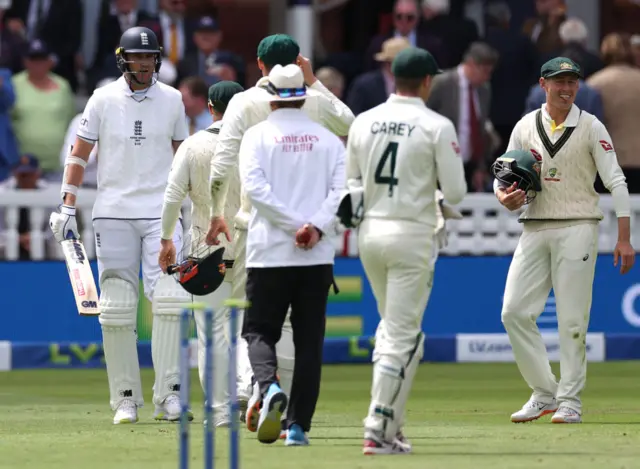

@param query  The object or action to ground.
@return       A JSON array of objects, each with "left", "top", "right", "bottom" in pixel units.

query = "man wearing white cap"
[
  {"left": 205, "top": 33, "right": 353, "bottom": 436},
  {"left": 238, "top": 63, "right": 345, "bottom": 446}
]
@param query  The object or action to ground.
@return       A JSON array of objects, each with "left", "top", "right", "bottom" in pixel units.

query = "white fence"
[{"left": 1, "top": 187, "right": 638, "bottom": 260}]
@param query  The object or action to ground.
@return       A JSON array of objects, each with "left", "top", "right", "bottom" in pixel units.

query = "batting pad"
[
  {"left": 392, "top": 332, "right": 425, "bottom": 430},
  {"left": 99, "top": 278, "right": 144, "bottom": 410},
  {"left": 151, "top": 274, "right": 191, "bottom": 406}
]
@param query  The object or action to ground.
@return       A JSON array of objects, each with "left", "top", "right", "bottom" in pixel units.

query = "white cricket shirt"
[
  {"left": 239, "top": 108, "right": 346, "bottom": 268},
  {"left": 210, "top": 77, "right": 354, "bottom": 229},
  {"left": 77, "top": 77, "right": 189, "bottom": 219},
  {"left": 347, "top": 94, "right": 467, "bottom": 228}
]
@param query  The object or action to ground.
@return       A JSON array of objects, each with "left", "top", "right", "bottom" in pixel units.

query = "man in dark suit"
[
  {"left": 4, "top": 0, "right": 82, "bottom": 90},
  {"left": 347, "top": 37, "right": 410, "bottom": 115},
  {"left": 426, "top": 42, "right": 498, "bottom": 192},
  {"left": 364, "top": 0, "right": 445, "bottom": 72},
  {"left": 157, "top": 0, "right": 196, "bottom": 67},
  {"left": 176, "top": 16, "right": 245, "bottom": 88},
  {"left": 89, "top": 0, "right": 162, "bottom": 91}
]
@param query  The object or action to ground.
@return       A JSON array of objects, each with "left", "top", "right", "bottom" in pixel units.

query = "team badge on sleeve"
[
  {"left": 599, "top": 140, "right": 614, "bottom": 152},
  {"left": 530, "top": 149, "right": 542, "bottom": 161},
  {"left": 451, "top": 141, "right": 461, "bottom": 155}
]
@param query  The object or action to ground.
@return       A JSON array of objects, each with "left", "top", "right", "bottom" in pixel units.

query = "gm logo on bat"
[{"left": 81, "top": 300, "right": 98, "bottom": 309}]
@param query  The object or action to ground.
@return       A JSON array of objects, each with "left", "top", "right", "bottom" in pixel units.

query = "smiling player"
[{"left": 492, "top": 57, "right": 635, "bottom": 424}]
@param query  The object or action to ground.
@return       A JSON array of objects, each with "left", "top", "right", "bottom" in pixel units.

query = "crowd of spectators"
[{"left": 2, "top": 0, "right": 640, "bottom": 261}]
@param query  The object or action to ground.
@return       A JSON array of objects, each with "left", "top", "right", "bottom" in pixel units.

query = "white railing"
[{"left": 1, "top": 187, "right": 638, "bottom": 260}]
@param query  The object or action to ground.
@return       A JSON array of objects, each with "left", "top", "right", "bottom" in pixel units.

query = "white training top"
[
  {"left": 500, "top": 103, "right": 630, "bottom": 221},
  {"left": 77, "top": 77, "right": 189, "bottom": 219},
  {"left": 239, "top": 108, "right": 346, "bottom": 268},
  {"left": 209, "top": 76, "right": 354, "bottom": 229},
  {"left": 161, "top": 121, "right": 240, "bottom": 260},
  {"left": 346, "top": 94, "right": 467, "bottom": 228}
]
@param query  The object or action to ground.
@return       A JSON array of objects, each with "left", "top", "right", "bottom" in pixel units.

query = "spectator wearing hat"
[
  {"left": 346, "top": 37, "right": 411, "bottom": 116},
  {"left": 0, "top": 66, "right": 19, "bottom": 182},
  {"left": 11, "top": 40, "right": 75, "bottom": 182},
  {"left": 176, "top": 16, "right": 244, "bottom": 88},
  {"left": 5, "top": 0, "right": 83, "bottom": 91},
  {"left": 238, "top": 63, "right": 345, "bottom": 446},
  {"left": 179, "top": 76, "right": 211, "bottom": 135}
]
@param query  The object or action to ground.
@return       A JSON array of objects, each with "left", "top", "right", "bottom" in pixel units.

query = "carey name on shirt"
[{"left": 370, "top": 121, "right": 416, "bottom": 137}]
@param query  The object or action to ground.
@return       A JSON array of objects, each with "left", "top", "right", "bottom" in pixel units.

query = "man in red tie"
[{"left": 426, "top": 42, "right": 499, "bottom": 192}]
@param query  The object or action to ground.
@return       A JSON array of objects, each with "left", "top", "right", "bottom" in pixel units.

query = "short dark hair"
[
  {"left": 395, "top": 77, "right": 424, "bottom": 93},
  {"left": 464, "top": 42, "right": 499, "bottom": 66},
  {"left": 272, "top": 100, "right": 305, "bottom": 109},
  {"left": 179, "top": 76, "right": 209, "bottom": 100}
]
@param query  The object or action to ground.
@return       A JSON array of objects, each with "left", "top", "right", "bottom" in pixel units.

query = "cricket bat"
[{"left": 61, "top": 238, "right": 100, "bottom": 316}]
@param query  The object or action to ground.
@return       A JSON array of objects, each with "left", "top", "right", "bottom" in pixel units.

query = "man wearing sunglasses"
[{"left": 205, "top": 33, "right": 353, "bottom": 439}]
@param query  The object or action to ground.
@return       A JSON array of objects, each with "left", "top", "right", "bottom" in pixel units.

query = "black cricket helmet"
[
  {"left": 168, "top": 246, "right": 228, "bottom": 296},
  {"left": 491, "top": 149, "right": 543, "bottom": 204},
  {"left": 115, "top": 27, "right": 162, "bottom": 85}
]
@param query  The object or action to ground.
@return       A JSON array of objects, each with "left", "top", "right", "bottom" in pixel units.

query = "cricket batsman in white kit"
[
  {"left": 205, "top": 34, "right": 354, "bottom": 433},
  {"left": 49, "top": 27, "right": 191, "bottom": 424},
  {"left": 159, "top": 81, "right": 245, "bottom": 427},
  {"left": 344, "top": 47, "right": 466, "bottom": 454},
  {"left": 492, "top": 57, "right": 636, "bottom": 424}
]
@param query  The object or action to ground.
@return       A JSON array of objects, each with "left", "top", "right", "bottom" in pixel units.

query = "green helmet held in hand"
[{"left": 491, "top": 149, "right": 543, "bottom": 204}]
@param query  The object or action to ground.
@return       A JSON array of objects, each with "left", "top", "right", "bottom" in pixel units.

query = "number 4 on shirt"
[{"left": 374, "top": 142, "right": 399, "bottom": 197}]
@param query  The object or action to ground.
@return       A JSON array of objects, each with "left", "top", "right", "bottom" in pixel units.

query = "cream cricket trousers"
[{"left": 501, "top": 222, "right": 598, "bottom": 413}]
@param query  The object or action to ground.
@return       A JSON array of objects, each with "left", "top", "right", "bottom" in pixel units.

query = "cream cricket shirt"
[
  {"left": 161, "top": 121, "right": 240, "bottom": 259},
  {"left": 346, "top": 94, "right": 467, "bottom": 228},
  {"left": 239, "top": 109, "right": 346, "bottom": 268},
  {"left": 210, "top": 77, "right": 354, "bottom": 229},
  {"left": 77, "top": 77, "right": 189, "bottom": 220},
  {"left": 504, "top": 104, "right": 630, "bottom": 221}
]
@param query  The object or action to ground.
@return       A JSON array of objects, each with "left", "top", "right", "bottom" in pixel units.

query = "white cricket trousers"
[{"left": 501, "top": 222, "right": 598, "bottom": 413}]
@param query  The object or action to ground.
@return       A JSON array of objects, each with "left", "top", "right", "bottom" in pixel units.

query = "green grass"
[{"left": 1, "top": 362, "right": 640, "bottom": 469}]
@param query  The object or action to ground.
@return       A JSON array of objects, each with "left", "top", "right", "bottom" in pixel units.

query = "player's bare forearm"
[{"left": 618, "top": 216, "right": 631, "bottom": 243}]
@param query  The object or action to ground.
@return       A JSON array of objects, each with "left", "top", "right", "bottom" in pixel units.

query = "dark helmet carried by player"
[
  {"left": 167, "top": 246, "right": 229, "bottom": 296},
  {"left": 491, "top": 149, "right": 543, "bottom": 204},
  {"left": 115, "top": 27, "right": 162, "bottom": 86}
]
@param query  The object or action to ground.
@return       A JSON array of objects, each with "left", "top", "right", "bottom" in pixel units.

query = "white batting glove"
[
  {"left": 435, "top": 201, "right": 448, "bottom": 250},
  {"left": 49, "top": 205, "right": 80, "bottom": 242}
]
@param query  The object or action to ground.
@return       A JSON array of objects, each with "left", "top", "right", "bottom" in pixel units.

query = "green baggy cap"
[
  {"left": 257, "top": 34, "right": 300, "bottom": 68},
  {"left": 391, "top": 47, "right": 442, "bottom": 79},
  {"left": 541, "top": 57, "right": 583, "bottom": 79},
  {"left": 208, "top": 81, "right": 244, "bottom": 114}
]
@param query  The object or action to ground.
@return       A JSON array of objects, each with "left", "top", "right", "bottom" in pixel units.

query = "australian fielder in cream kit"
[
  {"left": 492, "top": 57, "right": 635, "bottom": 424},
  {"left": 49, "top": 27, "right": 191, "bottom": 424},
  {"left": 205, "top": 34, "right": 354, "bottom": 434},
  {"left": 343, "top": 47, "right": 466, "bottom": 454},
  {"left": 159, "top": 81, "right": 245, "bottom": 427}
]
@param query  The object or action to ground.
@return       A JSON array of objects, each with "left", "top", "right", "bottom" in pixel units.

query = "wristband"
[
  {"left": 65, "top": 156, "right": 87, "bottom": 168},
  {"left": 60, "top": 205, "right": 76, "bottom": 216}
]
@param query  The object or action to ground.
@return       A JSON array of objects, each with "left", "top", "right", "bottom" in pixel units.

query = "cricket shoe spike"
[
  {"left": 511, "top": 398, "right": 557, "bottom": 423},
  {"left": 246, "top": 380, "right": 262, "bottom": 432},
  {"left": 257, "top": 383, "right": 288, "bottom": 444},
  {"left": 154, "top": 394, "right": 193, "bottom": 422},
  {"left": 551, "top": 406, "right": 582, "bottom": 424},
  {"left": 113, "top": 399, "right": 138, "bottom": 424},
  {"left": 362, "top": 430, "right": 411, "bottom": 455},
  {"left": 285, "top": 424, "right": 309, "bottom": 446}
]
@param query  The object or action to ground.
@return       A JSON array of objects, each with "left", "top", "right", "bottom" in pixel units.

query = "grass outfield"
[{"left": 1, "top": 363, "right": 640, "bottom": 469}]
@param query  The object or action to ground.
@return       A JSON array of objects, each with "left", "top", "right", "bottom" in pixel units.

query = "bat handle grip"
[{"left": 167, "top": 264, "right": 177, "bottom": 275}]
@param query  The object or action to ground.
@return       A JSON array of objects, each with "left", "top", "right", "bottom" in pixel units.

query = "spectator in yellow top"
[{"left": 11, "top": 40, "right": 75, "bottom": 182}]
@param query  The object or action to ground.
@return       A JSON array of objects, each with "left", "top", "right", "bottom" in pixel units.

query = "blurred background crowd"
[{"left": 1, "top": 0, "right": 640, "bottom": 260}]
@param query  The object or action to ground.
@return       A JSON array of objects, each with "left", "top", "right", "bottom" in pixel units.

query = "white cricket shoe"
[
  {"left": 511, "top": 398, "right": 558, "bottom": 423},
  {"left": 551, "top": 406, "right": 582, "bottom": 424},
  {"left": 153, "top": 395, "right": 193, "bottom": 422},
  {"left": 362, "top": 430, "right": 411, "bottom": 455},
  {"left": 394, "top": 432, "right": 412, "bottom": 452},
  {"left": 214, "top": 408, "right": 232, "bottom": 428},
  {"left": 245, "top": 381, "right": 262, "bottom": 433},
  {"left": 113, "top": 399, "right": 138, "bottom": 424},
  {"left": 237, "top": 382, "right": 252, "bottom": 422}
]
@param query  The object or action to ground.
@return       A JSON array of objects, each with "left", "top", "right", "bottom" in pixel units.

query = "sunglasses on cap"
[
  {"left": 395, "top": 13, "right": 417, "bottom": 21},
  {"left": 266, "top": 82, "right": 306, "bottom": 98}
]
